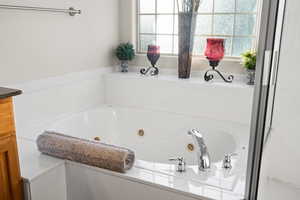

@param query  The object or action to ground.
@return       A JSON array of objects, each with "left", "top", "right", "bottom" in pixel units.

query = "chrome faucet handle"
[
  {"left": 169, "top": 157, "right": 186, "bottom": 172},
  {"left": 223, "top": 153, "right": 238, "bottom": 169},
  {"left": 188, "top": 129, "right": 203, "bottom": 138}
]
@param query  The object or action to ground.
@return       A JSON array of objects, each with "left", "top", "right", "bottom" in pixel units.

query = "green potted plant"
[
  {"left": 241, "top": 50, "right": 256, "bottom": 85},
  {"left": 115, "top": 42, "right": 135, "bottom": 72}
]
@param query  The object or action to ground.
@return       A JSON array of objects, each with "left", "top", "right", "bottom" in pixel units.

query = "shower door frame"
[{"left": 245, "top": 0, "right": 286, "bottom": 199}]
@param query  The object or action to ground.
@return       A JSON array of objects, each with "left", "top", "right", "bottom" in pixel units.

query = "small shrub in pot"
[
  {"left": 115, "top": 43, "right": 135, "bottom": 72},
  {"left": 241, "top": 50, "right": 256, "bottom": 85}
]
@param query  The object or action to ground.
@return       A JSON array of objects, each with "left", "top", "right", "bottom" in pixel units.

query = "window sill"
[
  {"left": 131, "top": 54, "right": 245, "bottom": 75},
  {"left": 107, "top": 71, "right": 253, "bottom": 89}
]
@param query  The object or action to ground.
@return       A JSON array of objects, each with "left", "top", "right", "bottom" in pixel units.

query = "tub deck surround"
[
  {"left": 10, "top": 68, "right": 253, "bottom": 200},
  {"left": 104, "top": 72, "right": 254, "bottom": 125},
  {"left": 46, "top": 105, "right": 248, "bottom": 198},
  {"left": 18, "top": 138, "right": 244, "bottom": 200},
  {"left": 66, "top": 161, "right": 245, "bottom": 200},
  {"left": 113, "top": 66, "right": 249, "bottom": 83},
  {"left": 17, "top": 138, "right": 65, "bottom": 182},
  {"left": 18, "top": 138, "right": 68, "bottom": 200},
  {"left": 107, "top": 71, "right": 252, "bottom": 88},
  {"left": 0, "top": 87, "right": 22, "bottom": 99}
]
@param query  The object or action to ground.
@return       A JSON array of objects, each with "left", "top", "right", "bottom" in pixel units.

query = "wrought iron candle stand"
[
  {"left": 140, "top": 45, "right": 160, "bottom": 76},
  {"left": 204, "top": 38, "right": 234, "bottom": 83},
  {"left": 140, "top": 67, "right": 159, "bottom": 76},
  {"left": 204, "top": 61, "right": 234, "bottom": 83}
]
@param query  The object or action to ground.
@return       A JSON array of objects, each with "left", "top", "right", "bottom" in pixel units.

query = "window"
[{"left": 137, "top": 0, "right": 258, "bottom": 57}]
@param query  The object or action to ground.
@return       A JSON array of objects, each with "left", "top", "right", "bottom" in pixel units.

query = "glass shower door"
[{"left": 245, "top": 0, "right": 286, "bottom": 199}]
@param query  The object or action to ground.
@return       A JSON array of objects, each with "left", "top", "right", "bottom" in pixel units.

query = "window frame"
[{"left": 136, "top": 0, "right": 259, "bottom": 59}]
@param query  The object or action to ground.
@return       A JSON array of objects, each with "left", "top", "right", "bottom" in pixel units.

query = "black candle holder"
[
  {"left": 204, "top": 61, "right": 234, "bottom": 83},
  {"left": 140, "top": 66, "right": 159, "bottom": 76},
  {"left": 140, "top": 45, "right": 160, "bottom": 76}
]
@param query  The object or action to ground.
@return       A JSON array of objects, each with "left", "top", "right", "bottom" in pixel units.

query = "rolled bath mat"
[{"left": 36, "top": 131, "right": 135, "bottom": 173}]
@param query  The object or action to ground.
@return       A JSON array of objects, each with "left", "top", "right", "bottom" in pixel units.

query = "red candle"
[
  {"left": 147, "top": 45, "right": 160, "bottom": 67},
  {"left": 204, "top": 38, "right": 225, "bottom": 61}
]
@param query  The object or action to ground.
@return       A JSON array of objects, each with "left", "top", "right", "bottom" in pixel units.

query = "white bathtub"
[
  {"left": 12, "top": 70, "right": 253, "bottom": 200},
  {"left": 47, "top": 105, "right": 248, "bottom": 199}
]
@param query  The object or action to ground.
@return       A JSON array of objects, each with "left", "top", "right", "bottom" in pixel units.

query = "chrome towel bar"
[{"left": 0, "top": 4, "right": 81, "bottom": 16}]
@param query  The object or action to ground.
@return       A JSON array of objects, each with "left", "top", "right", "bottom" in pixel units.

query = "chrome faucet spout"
[{"left": 188, "top": 129, "right": 211, "bottom": 171}]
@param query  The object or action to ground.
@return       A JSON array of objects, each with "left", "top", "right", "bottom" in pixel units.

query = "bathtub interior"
[
  {"left": 48, "top": 105, "right": 249, "bottom": 192},
  {"left": 49, "top": 106, "right": 248, "bottom": 162}
]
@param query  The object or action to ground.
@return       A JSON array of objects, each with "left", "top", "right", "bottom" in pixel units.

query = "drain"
[{"left": 94, "top": 137, "right": 101, "bottom": 141}]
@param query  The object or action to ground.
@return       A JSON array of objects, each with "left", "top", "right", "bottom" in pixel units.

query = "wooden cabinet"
[
  {"left": 0, "top": 97, "right": 23, "bottom": 200},
  {"left": 0, "top": 98, "right": 15, "bottom": 138}
]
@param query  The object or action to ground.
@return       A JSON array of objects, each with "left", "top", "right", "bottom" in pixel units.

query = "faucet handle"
[
  {"left": 188, "top": 129, "right": 203, "bottom": 138},
  {"left": 223, "top": 153, "right": 238, "bottom": 169},
  {"left": 225, "top": 153, "right": 238, "bottom": 158},
  {"left": 169, "top": 157, "right": 186, "bottom": 172},
  {"left": 169, "top": 157, "right": 184, "bottom": 162}
]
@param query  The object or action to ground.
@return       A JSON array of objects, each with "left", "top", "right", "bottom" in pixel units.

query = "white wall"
[
  {"left": 119, "top": 0, "right": 136, "bottom": 45},
  {"left": 261, "top": 0, "right": 300, "bottom": 187},
  {"left": 119, "top": 0, "right": 246, "bottom": 75},
  {"left": 0, "top": 0, "right": 119, "bottom": 85}
]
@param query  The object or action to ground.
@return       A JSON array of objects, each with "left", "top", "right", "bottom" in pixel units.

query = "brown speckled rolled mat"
[{"left": 37, "top": 131, "right": 135, "bottom": 173}]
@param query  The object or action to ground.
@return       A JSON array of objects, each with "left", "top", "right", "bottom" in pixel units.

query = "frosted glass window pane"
[
  {"left": 140, "top": 35, "right": 156, "bottom": 52},
  {"left": 193, "top": 37, "right": 206, "bottom": 55},
  {"left": 214, "top": 15, "right": 234, "bottom": 35},
  {"left": 139, "top": 0, "right": 155, "bottom": 13},
  {"left": 174, "top": 15, "right": 178, "bottom": 34},
  {"left": 157, "top": 15, "right": 174, "bottom": 34},
  {"left": 232, "top": 37, "right": 253, "bottom": 56},
  {"left": 157, "top": 35, "right": 173, "bottom": 54},
  {"left": 235, "top": 15, "right": 256, "bottom": 36},
  {"left": 198, "top": 0, "right": 213, "bottom": 13},
  {"left": 140, "top": 15, "right": 155, "bottom": 33},
  {"left": 137, "top": 0, "right": 257, "bottom": 56},
  {"left": 157, "top": 0, "right": 174, "bottom": 13},
  {"left": 196, "top": 15, "right": 212, "bottom": 35},
  {"left": 173, "top": 36, "right": 178, "bottom": 54},
  {"left": 223, "top": 37, "right": 232, "bottom": 55},
  {"left": 214, "top": 0, "right": 235, "bottom": 12},
  {"left": 237, "top": 0, "right": 257, "bottom": 12}
]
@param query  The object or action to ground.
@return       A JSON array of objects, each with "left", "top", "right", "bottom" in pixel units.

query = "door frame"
[{"left": 245, "top": 0, "right": 286, "bottom": 199}]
